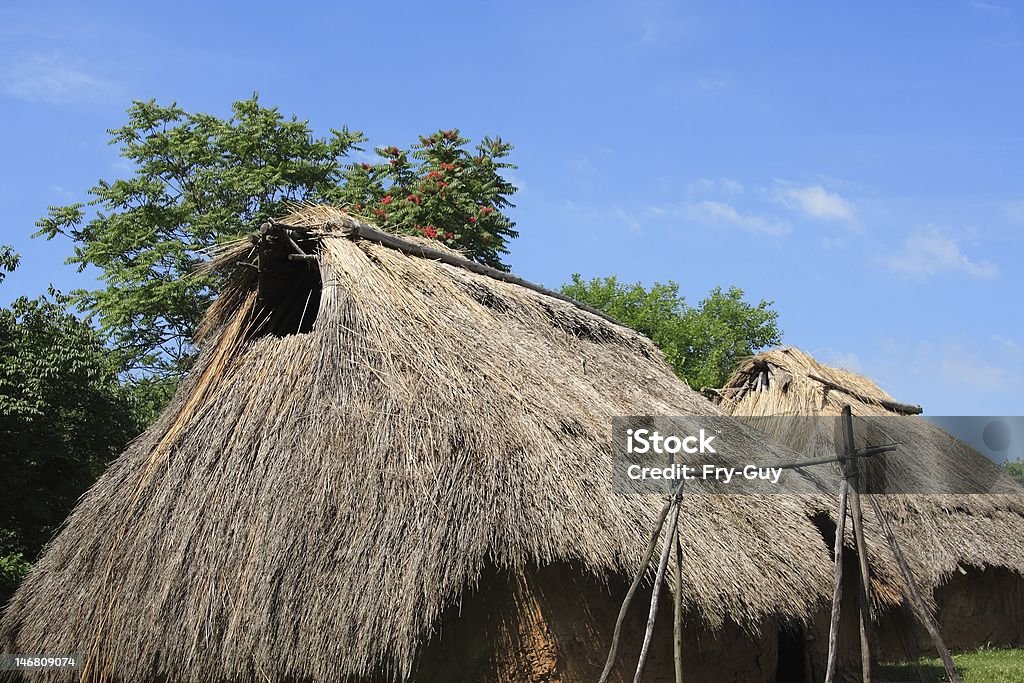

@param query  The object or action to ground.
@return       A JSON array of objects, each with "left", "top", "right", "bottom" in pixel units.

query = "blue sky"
[{"left": 0, "top": 1, "right": 1021, "bottom": 415}]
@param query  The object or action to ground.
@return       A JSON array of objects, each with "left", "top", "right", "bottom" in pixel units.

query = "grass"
[{"left": 879, "top": 648, "right": 1024, "bottom": 682}]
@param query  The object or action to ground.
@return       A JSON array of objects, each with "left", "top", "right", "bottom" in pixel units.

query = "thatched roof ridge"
[
  {"left": 715, "top": 346, "right": 1024, "bottom": 599},
  {"left": 713, "top": 346, "right": 923, "bottom": 416},
  {"left": 2, "top": 209, "right": 840, "bottom": 682}
]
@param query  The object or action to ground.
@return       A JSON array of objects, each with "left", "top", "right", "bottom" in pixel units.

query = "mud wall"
[{"left": 396, "top": 562, "right": 780, "bottom": 683}]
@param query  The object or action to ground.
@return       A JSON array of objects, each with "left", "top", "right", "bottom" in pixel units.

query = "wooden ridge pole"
[
  {"left": 841, "top": 405, "right": 874, "bottom": 683},
  {"left": 809, "top": 374, "right": 923, "bottom": 415},
  {"left": 270, "top": 218, "right": 632, "bottom": 330}
]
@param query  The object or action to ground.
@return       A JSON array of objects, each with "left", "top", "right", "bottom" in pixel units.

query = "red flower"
[
  {"left": 468, "top": 217, "right": 477, "bottom": 223},
  {"left": 407, "top": 194, "right": 421, "bottom": 205},
  {"left": 423, "top": 225, "right": 438, "bottom": 238},
  {"left": 373, "top": 208, "right": 387, "bottom": 218},
  {"left": 353, "top": 203, "right": 363, "bottom": 211},
  {"left": 444, "top": 231, "right": 454, "bottom": 240},
  {"left": 361, "top": 162, "right": 372, "bottom": 170},
  {"left": 481, "top": 206, "right": 494, "bottom": 215},
  {"left": 380, "top": 195, "right": 393, "bottom": 205},
  {"left": 427, "top": 171, "right": 442, "bottom": 180},
  {"left": 436, "top": 182, "right": 448, "bottom": 190}
]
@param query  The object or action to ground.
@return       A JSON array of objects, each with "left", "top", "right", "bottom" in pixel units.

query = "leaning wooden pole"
[
  {"left": 824, "top": 476, "right": 850, "bottom": 683},
  {"left": 841, "top": 405, "right": 874, "bottom": 683},
  {"left": 865, "top": 495, "right": 963, "bottom": 683},
  {"left": 634, "top": 490, "right": 682, "bottom": 683},
  {"left": 673, "top": 524, "right": 684, "bottom": 683},
  {"left": 597, "top": 490, "right": 677, "bottom": 683}
]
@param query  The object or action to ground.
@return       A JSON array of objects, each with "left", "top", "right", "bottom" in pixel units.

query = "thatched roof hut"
[
  {"left": 714, "top": 347, "right": 1024, "bottom": 660},
  {"left": 2, "top": 208, "right": 845, "bottom": 683}
]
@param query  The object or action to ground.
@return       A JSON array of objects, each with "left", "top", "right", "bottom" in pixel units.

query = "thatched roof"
[
  {"left": 2, "top": 208, "right": 841, "bottom": 683},
  {"left": 715, "top": 347, "right": 1024, "bottom": 600}
]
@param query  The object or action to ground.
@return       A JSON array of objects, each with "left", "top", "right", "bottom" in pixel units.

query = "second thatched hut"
[{"left": 714, "top": 346, "right": 1024, "bottom": 673}]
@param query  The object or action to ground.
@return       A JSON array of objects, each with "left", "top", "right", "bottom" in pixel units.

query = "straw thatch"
[
  {"left": 714, "top": 346, "right": 1024, "bottom": 599},
  {"left": 2, "top": 208, "right": 842, "bottom": 683}
]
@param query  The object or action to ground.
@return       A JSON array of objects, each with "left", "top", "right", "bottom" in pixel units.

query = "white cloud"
[
  {"left": 558, "top": 199, "right": 641, "bottom": 233},
  {"left": 697, "top": 77, "right": 731, "bottom": 91},
  {"left": 775, "top": 183, "right": 856, "bottom": 222},
  {"left": 48, "top": 185, "right": 74, "bottom": 201},
  {"left": 0, "top": 53, "right": 118, "bottom": 104},
  {"left": 819, "top": 349, "right": 863, "bottom": 373},
  {"left": 938, "top": 345, "right": 1011, "bottom": 391},
  {"left": 611, "top": 206, "right": 642, "bottom": 233},
  {"left": 971, "top": 0, "right": 1010, "bottom": 12},
  {"left": 685, "top": 200, "right": 791, "bottom": 236},
  {"left": 687, "top": 177, "right": 744, "bottom": 195},
  {"left": 873, "top": 338, "right": 1019, "bottom": 402},
  {"left": 819, "top": 236, "right": 847, "bottom": 249},
  {"left": 501, "top": 170, "right": 527, "bottom": 193},
  {"left": 992, "top": 334, "right": 1024, "bottom": 358},
  {"left": 720, "top": 178, "right": 744, "bottom": 195},
  {"left": 879, "top": 230, "right": 998, "bottom": 279},
  {"left": 1004, "top": 200, "right": 1024, "bottom": 223},
  {"left": 688, "top": 179, "right": 714, "bottom": 194}
]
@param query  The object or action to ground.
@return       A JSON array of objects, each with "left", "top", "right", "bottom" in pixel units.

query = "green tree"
[
  {"left": 0, "top": 244, "right": 19, "bottom": 282},
  {"left": 35, "top": 97, "right": 517, "bottom": 392},
  {"left": 0, "top": 290, "right": 140, "bottom": 601},
  {"left": 561, "top": 275, "right": 781, "bottom": 389},
  {"left": 337, "top": 131, "right": 517, "bottom": 270},
  {"left": 1004, "top": 459, "right": 1024, "bottom": 487}
]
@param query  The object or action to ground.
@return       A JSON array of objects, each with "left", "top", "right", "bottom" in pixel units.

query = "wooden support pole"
[
  {"left": 597, "top": 488, "right": 677, "bottom": 683},
  {"left": 634, "top": 487, "right": 683, "bottom": 683},
  {"left": 841, "top": 405, "right": 874, "bottom": 683},
  {"left": 865, "top": 495, "right": 963, "bottom": 683},
  {"left": 825, "top": 477, "right": 849, "bottom": 683},
  {"left": 673, "top": 524, "right": 684, "bottom": 683}
]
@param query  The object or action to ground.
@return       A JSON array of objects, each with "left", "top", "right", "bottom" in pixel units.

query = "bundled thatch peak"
[
  {"left": 713, "top": 346, "right": 923, "bottom": 417},
  {"left": 2, "top": 208, "right": 838, "bottom": 682}
]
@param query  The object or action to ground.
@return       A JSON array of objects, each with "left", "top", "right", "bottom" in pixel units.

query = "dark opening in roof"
[{"left": 252, "top": 226, "right": 321, "bottom": 338}]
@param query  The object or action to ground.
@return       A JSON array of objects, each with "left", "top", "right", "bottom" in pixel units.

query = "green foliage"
[
  {"left": 0, "top": 551, "right": 30, "bottom": 583},
  {"left": 336, "top": 131, "right": 517, "bottom": 270},
  {"left": 561, "top": 275, "right": 782, "bottom": 389},
  {"left": 34, "top": 97, "right": 518, "bottom": 397},
  {"left": 0, "top": 292, "right": 139, "bottom": 568},
  {"left": 0, "top": 245, "right": 19, "bottom": 283},
  {"left": 675, "top": 285, "right": 784, "bottom": 390},
  {"left": 34, "top": 97, "right": 365, "bottom": 385},
  {"left": 1004, "top": 459, "right": 1024, "bottom": 487},
  {"left": 0, "top": 545, "right": 31, "bottom": 604}
]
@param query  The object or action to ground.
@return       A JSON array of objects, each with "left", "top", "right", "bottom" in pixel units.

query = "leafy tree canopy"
[
  {"left": 1005, "top": 459, "right": 1024, "bottom": 488},
  {"left": 0, "top": 290, "right": 140, "bottom": 599},
  {"left": 560, "top": 275, "right": 782, "bottom": 389},
  {"left": 0, "top": 244, "right": 19, "bottom": 282},
  {"left": 35, "top": 96, "right": 517, "bottom": 386}
]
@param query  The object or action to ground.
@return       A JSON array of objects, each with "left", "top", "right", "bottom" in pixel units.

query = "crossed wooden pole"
[
  {"left": 599, "top": 405, "right": 964, "bottom": 683},
  {"left": 825, "top": 405, "right": 962, "bottom": 683}
]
